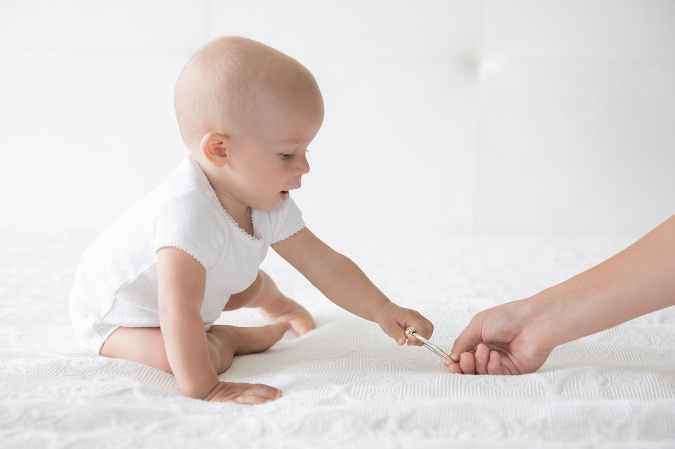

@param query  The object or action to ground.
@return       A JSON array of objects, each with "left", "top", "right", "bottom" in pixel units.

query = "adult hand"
[{"left": 445, "top": 299, "right": 555, "bottom": 375}]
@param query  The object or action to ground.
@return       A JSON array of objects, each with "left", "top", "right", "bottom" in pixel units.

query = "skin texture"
[
  {"left": 101, "top": 37, "right": 434, "bottom": 403},
  {"left": 445, "top": 213, "right": 675, "bottom": 375}
]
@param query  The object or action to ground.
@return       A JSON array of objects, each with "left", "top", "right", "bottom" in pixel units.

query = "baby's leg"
[
  {"left": 100, "top": 327, "right": 174, "bottom": 373},
  {"left": 225, "top": 270, "right": 315, "bottom": 336},
  {"left": 100, "top": 322, "right": 290, "bottom": 375}
]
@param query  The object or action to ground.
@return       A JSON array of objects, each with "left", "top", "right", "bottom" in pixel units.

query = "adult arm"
[{"left": 447, "top": 213, "right": 675, "bottom": 375}]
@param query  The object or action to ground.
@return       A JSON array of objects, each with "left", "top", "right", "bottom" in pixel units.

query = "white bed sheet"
[{"left": 1, "top": 230, "right": 673, "bottom": 448}]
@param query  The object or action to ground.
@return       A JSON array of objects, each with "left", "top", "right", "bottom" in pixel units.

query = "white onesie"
[{"left": 69, "top": 155, "right": 305, "bottom": 354}]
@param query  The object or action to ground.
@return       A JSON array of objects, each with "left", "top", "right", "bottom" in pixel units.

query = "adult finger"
[
  {"left": 474, "top": 343, "right": 489, "bottom": 375},
  {"left": 486, "top": 350, "right": 502, "bottom": 375},
  {"left": 445, "top": 359, "right": 464, "bottom": 374},
  {"left": 459, "top": 351, "right": 476, "bottom": 374},
  {"left": 450, "top": 315, "right": 485, "bottom": 362}
]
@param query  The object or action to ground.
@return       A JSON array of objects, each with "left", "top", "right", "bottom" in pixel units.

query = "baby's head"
[
  {"left": 174, "top": 36, "right": 324, "bottom": 155},
  {"left": 174, "top": 37, "right": 324, "bottom": 212}
]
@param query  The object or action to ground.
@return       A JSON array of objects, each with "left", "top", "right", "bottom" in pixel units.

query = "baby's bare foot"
[
  {"left": 210, "top": 322, "right": 291, "bottom": 356},
  {"left": 258, "top": 295, "right": 315, "bottom": 336}
]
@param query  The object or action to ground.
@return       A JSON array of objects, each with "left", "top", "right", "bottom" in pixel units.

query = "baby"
[{"left": 69, "top": 36, "right": 434, "bottom": 404}]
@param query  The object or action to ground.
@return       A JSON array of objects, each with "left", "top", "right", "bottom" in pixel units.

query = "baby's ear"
[{"left": 201, "top": 132, "right": 228, "bottom": 168}]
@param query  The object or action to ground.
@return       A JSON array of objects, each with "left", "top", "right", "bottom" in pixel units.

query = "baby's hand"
[
  {"left": 375, "top": 302, "right": 434, "bottom": 346},
  {"left": 204, "top": 381, "right": 282, "bottom": 404}
]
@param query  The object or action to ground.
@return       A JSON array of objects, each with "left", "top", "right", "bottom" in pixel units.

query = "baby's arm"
[
  {"left": 157, "top": 248, "right": 281, "bottom": 403},
  {"left": 272, "top": 228, "right": 433, "bottom": 344},
  {"left": 157, "top": 248, "right": 219, "bottom": 398}
]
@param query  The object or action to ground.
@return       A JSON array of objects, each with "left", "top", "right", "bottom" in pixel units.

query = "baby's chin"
[{"left": 251, "top": 192, "right": 290, "bottom": 212}]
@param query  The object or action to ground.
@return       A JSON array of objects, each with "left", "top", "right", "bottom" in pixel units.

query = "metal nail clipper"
[{"left": 405, "top": 326, "right": 451, "bottom": 360}]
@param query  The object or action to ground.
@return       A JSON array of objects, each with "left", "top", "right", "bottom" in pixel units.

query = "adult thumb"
[{"left": 450, "top": 316, "right": 484, "bottom": 361}]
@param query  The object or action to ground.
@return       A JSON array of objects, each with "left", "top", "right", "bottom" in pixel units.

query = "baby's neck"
[
  {"left": 211, "top": 188, "right": 253, "bottom": 235},
  {"left": 194, "top": 157, "right": 255, "bottom": 235},
  {"left": 227, "top": 205, "right": 253, "bottom": 235}
]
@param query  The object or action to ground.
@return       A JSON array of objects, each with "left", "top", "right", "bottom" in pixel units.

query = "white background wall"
[{"left": 1, "top": 0, "right": 674, "bottom": 238}]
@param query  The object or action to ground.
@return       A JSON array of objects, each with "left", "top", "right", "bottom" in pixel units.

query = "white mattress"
[{"left": 1, "top": 230, "right": 674, "bottom": 448}]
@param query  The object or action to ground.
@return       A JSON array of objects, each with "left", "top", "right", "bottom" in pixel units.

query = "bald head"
[{"left": 174, "top": 37, "right": 322, "bottom": 151}]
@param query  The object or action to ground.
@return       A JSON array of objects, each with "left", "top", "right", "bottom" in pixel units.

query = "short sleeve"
[
  {"left": 268, "top": 197, "right": 305, "bottom": 244},
  {"left": 151, "top": 193, "right": 225, "bottom": 269}
]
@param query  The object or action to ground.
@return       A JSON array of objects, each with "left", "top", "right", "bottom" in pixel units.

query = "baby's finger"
[
  {"left": 235, "top": 395, "right": 271, "bottom": 405},
  {"left": 415, "top": 317, "right": 434, "bottom": 339},
  {"left": 474, "top": 343, "right": 489, "bottom": 375},
  {"left": 244, "top": 384, "right": 283, "bottom": 401},
  {"left": 381, "top": 320, "right": 409, "bottom": 345},
  {"left": 405, "top": 316, "right": 434, "bottom": 347}
]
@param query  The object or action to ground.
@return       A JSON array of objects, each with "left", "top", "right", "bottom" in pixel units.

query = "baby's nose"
[{"left": 295, "top": 154, "right": 310, "bottom": 175}]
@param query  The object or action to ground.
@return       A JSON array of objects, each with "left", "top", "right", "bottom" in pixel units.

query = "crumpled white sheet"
[{"left": 1, "top": 230, "right": 674, "bottom": 448}]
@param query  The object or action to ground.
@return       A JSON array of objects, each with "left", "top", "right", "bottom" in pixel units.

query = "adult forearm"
[{"left": 534, "top": 214, "right": 675, "bottom": 348}]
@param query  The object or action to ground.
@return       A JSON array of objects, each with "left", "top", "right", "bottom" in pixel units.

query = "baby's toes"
[
  {"left": 234, "top": 323, "right": 290, "bottom": 355},
  {"left": 290, "top": 316, "right": 314, "bottom": 336},
  {"left": 267, "top": 322, "right": 291, "bottom": 342}
]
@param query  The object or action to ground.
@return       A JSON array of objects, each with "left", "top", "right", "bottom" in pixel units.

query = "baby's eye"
[{"left": 279, "top": 153, "right": 295, "bottom": 160}]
